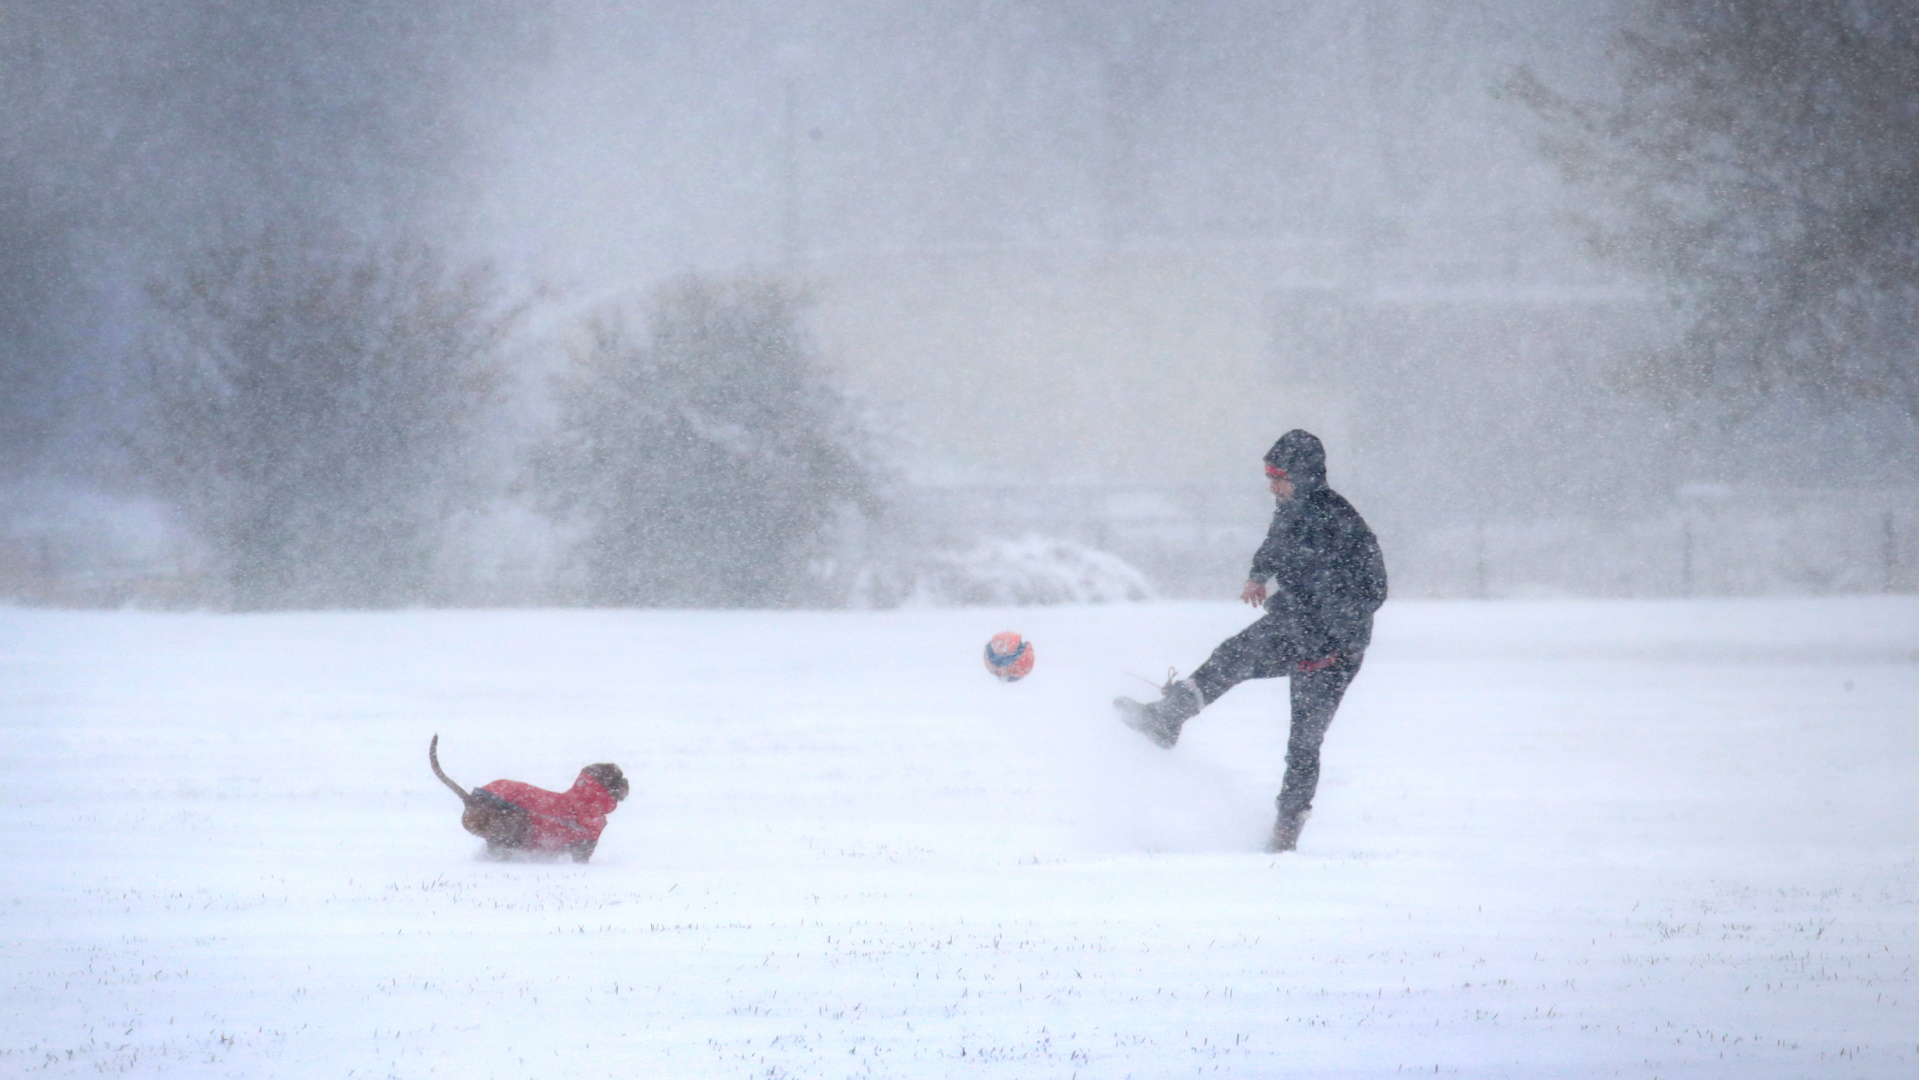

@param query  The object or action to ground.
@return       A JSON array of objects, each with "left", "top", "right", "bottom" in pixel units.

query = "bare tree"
[
  {"left": 537, "top": 277, "right": 882, "bottom": 608},
  {"left": 0, "top": 0, "right": 535, "bottom": 491},
  {"left": 1508, "top": 0, "right": 1919, "bottom": 424},
  {"left": 0, "top": 171, "right": 76, "bottom": 484},
  {"left": 138, "top": 234, "right": 517, "bottom": 609}
]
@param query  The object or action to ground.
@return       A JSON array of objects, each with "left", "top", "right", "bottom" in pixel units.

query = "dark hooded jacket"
[{"left": 1251, "top": 430, "right": 1388, "bottom": 655}]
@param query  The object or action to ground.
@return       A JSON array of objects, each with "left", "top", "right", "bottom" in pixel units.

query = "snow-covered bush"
[{"left": 866, "top": 534, "right": 1154, "bottom": 607}]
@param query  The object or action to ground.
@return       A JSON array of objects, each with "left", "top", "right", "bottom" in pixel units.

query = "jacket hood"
[{"left": 1263, "top": 429, "right": 1327, "bottom": 493}]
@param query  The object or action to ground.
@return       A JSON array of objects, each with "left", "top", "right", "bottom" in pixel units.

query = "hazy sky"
[
  {"left": 477, "top": 1, "right": 1619, "bottom": 289},
  {"left": 461, "top": 0, "right": 1665, "bottom": 516}
]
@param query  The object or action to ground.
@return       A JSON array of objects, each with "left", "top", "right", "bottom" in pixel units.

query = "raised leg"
[{"left": 1190, "top": 610, "right": 1320, "bottom": 704}]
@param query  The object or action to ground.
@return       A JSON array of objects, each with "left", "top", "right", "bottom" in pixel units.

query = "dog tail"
[{"left": 429, "top": 734, "right": 473, "bottom": 803}]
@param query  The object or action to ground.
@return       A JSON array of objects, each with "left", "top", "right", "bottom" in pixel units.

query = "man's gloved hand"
[{"left": 1239, "top": 578, "right": 1268, "bottom": 606}]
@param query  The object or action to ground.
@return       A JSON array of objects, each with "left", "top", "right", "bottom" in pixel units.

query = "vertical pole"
[
  {"left": 1099, "top": 56, "right": 1136, "bottom": 246},
  {"left": 1681, "top": 518, "right": 1694, "bottom": 598},
  {"left": 781, "top": 75, "right": 799, "bottom": 272},
  {"left": 1884, "top": 510, "right": 1899, "bottom": 593},
  {"left": 1473, "top": 519, "right": 1489, "bottom": 600},
  {"left": 38, "top": 535, "right": 55, "bottom": 601}
]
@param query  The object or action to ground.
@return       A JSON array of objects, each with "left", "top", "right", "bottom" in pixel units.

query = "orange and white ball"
[{"left": 983, "top": 631, "right": 1035, "bottom": 682}]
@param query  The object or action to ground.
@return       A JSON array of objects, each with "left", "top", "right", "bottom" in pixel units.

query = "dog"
[{"left": 430, "top": 735, "right": 630, "bottom": 862}]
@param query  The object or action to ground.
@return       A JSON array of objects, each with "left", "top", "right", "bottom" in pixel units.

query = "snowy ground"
[{"left": 3, "top": 597, "right": 1917, "bottom": 1078}]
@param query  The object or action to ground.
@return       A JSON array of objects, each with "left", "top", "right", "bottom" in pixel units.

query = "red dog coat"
[{"left": 479, "top": 771, "right": 620, "bottom": 851}]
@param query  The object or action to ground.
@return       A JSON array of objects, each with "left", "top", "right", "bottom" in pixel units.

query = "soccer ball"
[{"left": 983, "top": 631, "right": 1035, "bottom": 682}]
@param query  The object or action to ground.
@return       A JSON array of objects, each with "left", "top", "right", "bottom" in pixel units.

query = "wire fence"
[
  {"left": 4, "top": 485, "right": 1914, "bottom": 607},
  {"left": 901, "top": 483, "right": 1919, "bottom": 601}
]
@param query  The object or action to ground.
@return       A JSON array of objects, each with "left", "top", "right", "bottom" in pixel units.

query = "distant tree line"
[{"left": 132, "top": 241, "right": 883, "bottom": 610}]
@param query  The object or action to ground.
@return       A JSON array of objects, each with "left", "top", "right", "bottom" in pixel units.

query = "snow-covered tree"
[
  {"left": 138, "top": 235, "right": 517, "bottom": 609},
  {"left": 1508, "top": 0, "right": 1919, "bottom": 423},
  {"left": 537, "top": 277, "right": 882, "bottom": 608}
]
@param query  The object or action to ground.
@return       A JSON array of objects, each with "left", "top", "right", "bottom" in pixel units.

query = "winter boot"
[
  {"left": 1266, "top": 808, "right": 1310, "bottom": 853},
  {"left": 1115, "top": 675, "right": 1205, "bottom": 749}
]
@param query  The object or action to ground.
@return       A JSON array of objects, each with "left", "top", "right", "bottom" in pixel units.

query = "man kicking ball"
[{"left": 1116, "top": 429, "right": 1387, "bottom": 852}]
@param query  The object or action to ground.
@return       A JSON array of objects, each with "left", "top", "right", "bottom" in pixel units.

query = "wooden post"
[
  {"left": 1884, "top": 510, "right": 1899, "bottom": 593},
  {"left": 1474, "top": 519, "right": 1489, "bottom": 600},
  {"left": 1681, "top": 518, "right": 1694, "bottom": 598}
]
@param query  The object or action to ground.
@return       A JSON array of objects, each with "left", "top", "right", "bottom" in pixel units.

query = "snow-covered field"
[{"left": 4, "top": 597, "right": 1917, "bottom": 1078}]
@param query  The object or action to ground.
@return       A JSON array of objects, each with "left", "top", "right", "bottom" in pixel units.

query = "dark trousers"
[{"left": 1190, "top": 611, "right": 1364, "bottom": 824}]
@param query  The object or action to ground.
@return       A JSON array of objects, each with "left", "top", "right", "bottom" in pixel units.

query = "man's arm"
[{"left": 1243, "top": 509, "right": 1288, "bottom": 603}]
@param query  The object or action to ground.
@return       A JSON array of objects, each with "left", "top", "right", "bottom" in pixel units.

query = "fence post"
[
  {"left": 1474, "top": 519, "right": 1489, "bottom": 600},
  {"left": 1885, "top": 510, "right": 1899, "bottom": 593},
  {"left": 1680, "top": 518, "right": 1695, "bottom": 598}
]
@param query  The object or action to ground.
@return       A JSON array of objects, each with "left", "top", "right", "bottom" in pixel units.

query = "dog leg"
[{"left": 463, "top": 792, "right": 530, "bottom": 848}]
